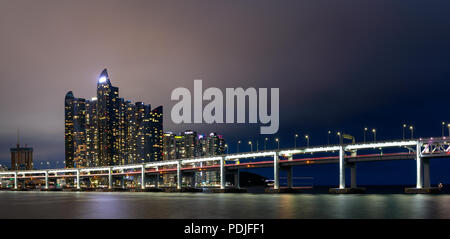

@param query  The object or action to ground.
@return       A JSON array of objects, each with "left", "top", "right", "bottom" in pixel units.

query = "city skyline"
[
  {"left": 1, "top": 1, "right": 450, "bottom": 186},
  {"left": 65, "top": 69, "right": 163, "bottom": 168}
]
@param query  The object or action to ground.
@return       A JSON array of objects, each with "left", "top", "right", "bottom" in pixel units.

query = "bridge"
[{"left": 1, "top": 137, "right": 449, "bottom": 193}]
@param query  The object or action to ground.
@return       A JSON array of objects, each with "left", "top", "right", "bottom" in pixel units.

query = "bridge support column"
[
  {"left": 234, "top": 169, "right": 240, "bottom": 189},
  {"left": 155, "top": 174, "right": 159, "bottom": 188},
  {"left": 349, "top": 163, "right": 357, "bottom": 188},
  {"left": 192, "top": 172, "right": 197, "bottom": 188},
  {"left": 76, "top": 169, "right": 80, "bottom": 189},
  {"left": 108, "top": 168, "right": 112, "bottom": 190},
  {"left": 405, "top": 143, "right": 440, "bottom": 194},
  {"left": 329, "top": 147, "right": 365, "bottom": 193},
  {"left": 423, "top": 158, "right": 430, "bottom": 188},
  {"left": 220, "top": 157, "right": 225, "bottom": 189},
  {"left": 339, "top": 146, "right": 345, "bottom": 189},
  {"left": 416, "top": 143, "right": 423, "bottom": 189},
  {"left": 274, "top": 153, "right": 280, "bottom": 190},
  {"left": 14, "top": 172, "right": 17, "bottom": 189},
  {"left": 141, "top": 165, "right": 145, "bottom": 190},
  {"left": 177, "top": 161, "right": 181, "bottom": 190},
  {"left": 287, "top": 166, "right": 293, "bottom": 189},
  {"left": 45, "top": 171, "right": 49, "bottom": 189}
]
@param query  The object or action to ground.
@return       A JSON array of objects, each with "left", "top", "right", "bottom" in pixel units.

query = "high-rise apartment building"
[{"left": 65, "top": 69, "right": 163, "bottom": 168}]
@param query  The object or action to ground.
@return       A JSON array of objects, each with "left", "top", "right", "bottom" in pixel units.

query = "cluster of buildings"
[
  {"left": 64, "top": 69, "right": 163, "bottom": 168},
  {"left": 163, "top": 131, "right": 226, "bottom": 160},
  {"left": 64, "top": 69, "right": 227, "bottom": 171},
  {"left": 10, "top": 143, "right": 33, "bottom": 171}
]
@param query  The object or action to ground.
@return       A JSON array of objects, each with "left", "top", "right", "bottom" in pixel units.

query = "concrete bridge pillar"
[
  {"left": 274, "top": 153, "right": 280, "bottom": 190},
  {"left": 416, "top": 143, "right": 423, "bottom": 189},
  {"left": 220, "top": 157, "right": 225, "bottom": 189},
  {"left": 141, "top": 165, "right": 145, "bottom": 190},
  {"left": 108, "top": 168, "right": 112, "bottom": 189},
  {"left": 286, "top": 166, "right": 293, "bottom": 188},
  {"left": 404, "top": 143, "right": 440, "bottom": 193},
  {"left": 76, "top": 169, "right": 80, "bottom": 189},
  {"left": 45, "top": 171, "right": 49, "bottom": 189},
  {"left": 14, "top": 172, "right": 17, "bottom": 189},
  {"left": 234, "top": 169, "right": 240, "bottom": 189},
  {"left": 192, "top": 171, "right": 197, "bottom": 188},
  {"left": 349, "top": 163, "right": 357, "bottom": 188},
  {"left": 177, "top": 161, "right": 182, "bottom": 190},
  {"left": 423, "top": 158, "right": 430, "bottom": 188},
  {"left": 339, "top": 146, "right": 345, "bottom": 189}
]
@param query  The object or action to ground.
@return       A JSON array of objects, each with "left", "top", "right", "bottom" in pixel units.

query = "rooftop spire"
[
  {"left": 98, "top": 68, "right": 110, "bottom": 84},
  {"left": 65, "top": 91, "right": 74, "bottom": 99}
]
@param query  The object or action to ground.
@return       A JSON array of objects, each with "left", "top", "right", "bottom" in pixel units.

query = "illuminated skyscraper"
[
  {"left": 72, "top": 98, "right": 87, "bottom": 167},
  {"left": 151, "top": 106, "right": 163, "bottom": 161},
  {"left": 85, "top": 98, "right": 99, "bottom": 167},
  {"left": 96, "top": 69, "right": 119, "bottom": 166},
  {"left": 183, "top": 130, "right": 197, "bottom": 158},
  {"left": 206, "top": 132, "right": 225, "bottom": 156},
  {"left": 65, "top": 91, "right": 75, "bottom": 168},
  {"left": 65, "top": 69, "right": 163, "bottom": 168},
  {"left": 163, "top": 132, "right": 176, "bottom": 160}
]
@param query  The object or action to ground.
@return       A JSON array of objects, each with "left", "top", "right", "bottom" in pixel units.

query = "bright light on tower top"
[{"left": 98, "top": 76, "right": 107, "bottom": 83}]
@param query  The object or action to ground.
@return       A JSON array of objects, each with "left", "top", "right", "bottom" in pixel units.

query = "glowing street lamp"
[
  {"left": 294, "top": 134, "right": 299, "bottom": 148},
  {"left": 225, "top": 144, "right": 229, "bottom": 154},
  {"left": 248, "top": 141, "right": 253, "bottom": 152},
  {"left": 409, "top": 126, "right": 414, "bottom": 139},
  {"left": 372, "top": 129, "right": 376, "bottom": 142},
  {"left": 264, "top": 138, "right": 268, "bottom": 150},
  {"left": 442, "top": 122, "right": 446, "bottom": 137},
  {"left": 305, "top": 135, "right": 310, "bottom": 147},
  {"left": 327, "top": 131, "right": 331, "bottom": 145},
  {"left": 337, "top": 132, "right": 342, "bottom": 145},
  {"left": 275, "top": 138, "right": 280, "bottom": 150},
  {"left": 364, "top": 127, "right": 368, "bottom": 143},
  {"left": 403, "top": 124, "right": 407, "bottom": 140},
  {"left": 237, "top": 141, "right": 241, "bottom": 153}
]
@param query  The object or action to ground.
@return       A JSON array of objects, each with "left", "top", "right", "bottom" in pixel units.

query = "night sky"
[{"left": 1, "top": 0, "right": 450, "bottom": 185}]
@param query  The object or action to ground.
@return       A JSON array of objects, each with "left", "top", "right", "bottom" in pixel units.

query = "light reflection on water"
[{"left": 0, "top": 191, "right": 449, "bottom": 219}]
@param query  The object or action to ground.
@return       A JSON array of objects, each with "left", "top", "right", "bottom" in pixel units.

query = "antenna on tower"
[{"left": 17, "top": 128, "right": 20, "bottom": 147}]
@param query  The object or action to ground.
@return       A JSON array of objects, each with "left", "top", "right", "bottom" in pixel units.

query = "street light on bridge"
[
  {"left": 372, "top": 129, "right": 376, "bottom": 142},
  {"left": 237, "top": 141, "right": 241, "bottom": 153},
  {"left": 337, "top": 132, "right": 342, "bottom": 145},
  {"left": 305, "top": 135, "right": 310, "bottom": 147},
  {"left": 264, "top": 138, "right": 268, "bottom": 150},
  {"left": 275, "top": 138, "right": 280, "bottom": 150},
  {"left": 409, "top": 126, "right": 414, "bottom": 139},
  {"left": 294, "top": 134, "right": 298, "bottom": 148},
  {"left": 364, "top": 127, "right": 368, "bottom": 143},
  {"left": 403, "top": 124, "right": 407, "bottom": 140},
  {"left": 327, "top": 131, "right": 331, "bottom": 145},
  {"left": 442, "top": 122, "right": 446, "bottom": 137},
  {"left": 225, "top": 144, "right": 229, "bottom": 154},
  {"left": 248, "top": 141, "right": 253, "bottom": 152}
]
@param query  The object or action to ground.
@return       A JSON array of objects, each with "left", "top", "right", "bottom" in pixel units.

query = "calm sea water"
[{"left": 1, "top": 190, "right": 449, "bottom": 219}]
